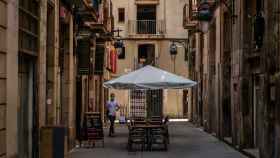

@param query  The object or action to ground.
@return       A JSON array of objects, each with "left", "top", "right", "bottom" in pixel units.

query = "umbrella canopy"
[{"left": 104, "top": 65, "right": 197, "bottom": 90}]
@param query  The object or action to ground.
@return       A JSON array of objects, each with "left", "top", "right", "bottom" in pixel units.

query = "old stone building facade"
[
  {"left": 261, "top": 1, "right": 280, "bottom": 157},
  {"left": 0, "top": 0, "right": 18, "bottom": 157},
  {"left": 185, "top": 0, "right": 280, "bottom": 157},
  {"left": 0, "top": 0, "right": 77, "bottom": 157},
  {"left": 111, "top": 0, "right": 190, "bottom": 119},
  {"left": 0, "top": 0, "right": 114, "bottom": 157}
]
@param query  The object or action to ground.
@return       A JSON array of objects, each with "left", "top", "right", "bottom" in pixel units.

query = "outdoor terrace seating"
[{"left": 127, "top": 117, "right": 169, "bottom": 151}]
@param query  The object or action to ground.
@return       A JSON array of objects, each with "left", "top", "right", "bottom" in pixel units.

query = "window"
[
  {"left": 118, "top": 8, "right": 125, "bottom": 23},
  {"left": 19, "top": 0, "right": 39, "bottom": 55},
  {"left": 95, "top": 44, "right": 105, "bottom": 74}
]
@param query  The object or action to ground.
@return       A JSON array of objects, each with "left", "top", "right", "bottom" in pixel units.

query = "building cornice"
[{"left": 135, "top": 0, "right": 160, "bottom": 5}]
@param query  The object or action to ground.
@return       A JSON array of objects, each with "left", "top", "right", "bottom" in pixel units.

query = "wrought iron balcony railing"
[{"left": 128, "top": 20, "right": 165, "bottom": 35}]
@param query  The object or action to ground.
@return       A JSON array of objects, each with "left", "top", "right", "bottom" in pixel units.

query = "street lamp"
[
  {"left": 197, "top": 0, "right": 213, "bottom": 33},
  {"left": 114, "top": 38, "right": 124, "bottom": 56},
  {"left": 170, "top": 42, "right": 178, "bottom": 60},
  {"left": 113, "top": 28, "right": 124, "bottom": 56},
  {"left": 197, "top": 0, "right": 213, "bottom": 21},
  {"left": 169, "top": 42, "right": 178, "bottom": 73},
  {"left": 170, "top": 40, "right": 190, "bottom": 61}
]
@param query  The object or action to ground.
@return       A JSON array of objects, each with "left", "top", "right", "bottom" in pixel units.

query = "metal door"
[{"left": 147, "top": 90, "right": 163, "bottom": 118}]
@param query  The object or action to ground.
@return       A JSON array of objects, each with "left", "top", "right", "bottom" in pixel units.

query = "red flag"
[{"left": 110, "top": 48, "right": 117, "bottom": 73}]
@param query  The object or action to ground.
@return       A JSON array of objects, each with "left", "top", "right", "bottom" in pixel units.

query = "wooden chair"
[
  {"left": 163, "top": 116, "right": 170, "bottom": 144},
  {"left": 149, "top": 127, "right": 168, "bottom": 151},
  {"left": 127, "top": 127, "right": 146, "bottom": 152},
  {"left": 150, "top": 116, "right": 163, "bottom": 125},
  {"left": 151, "top": 116, "right": 162, "bottom": 121},
  {"left": 133, "top": 117, "right": 146, "bottom": 125}
]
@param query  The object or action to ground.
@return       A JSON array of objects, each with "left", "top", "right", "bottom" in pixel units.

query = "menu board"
[{"left": 85, "top": 112, "right": 104, "bottom": 142}]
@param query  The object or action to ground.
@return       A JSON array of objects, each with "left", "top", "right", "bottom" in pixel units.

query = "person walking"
[{"left": 106, "top": 93, "right": 120, "bottom": 137}]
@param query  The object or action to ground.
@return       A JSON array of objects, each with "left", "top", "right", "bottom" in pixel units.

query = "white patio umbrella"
[{"left": 104, "top": 65, "right": 197, "bottom": 90}]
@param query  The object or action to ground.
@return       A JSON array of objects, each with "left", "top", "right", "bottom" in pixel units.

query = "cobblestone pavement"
[{"left": 69, "top": 122, "right": 248, "bottom": 158}]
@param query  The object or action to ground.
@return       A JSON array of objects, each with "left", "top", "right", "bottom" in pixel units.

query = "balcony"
[
  {"left": 183, "top": 0, "right": 198, "bottom": 30},
  {"left": 83, "top": 0, "right": 114, "bottom": 41},
  {"left": 128, "top": 20, "right": 165, "bottom": 38},
  {"left": 74, "top": 0, "right": 99, "bottom": 23},
  {"left": 84, "top": 0, "right": 100, "bottom": 11}
]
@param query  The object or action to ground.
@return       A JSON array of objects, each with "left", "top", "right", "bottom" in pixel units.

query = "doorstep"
[
  {"left": 243, "top": 148, "right": 260, "bottom": 158},
  {"left": 224, "top": 137, "right": 233, "bottom": 144}
]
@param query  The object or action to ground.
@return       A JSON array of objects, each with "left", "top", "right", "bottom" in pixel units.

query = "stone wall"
[{"left": 0, "top": 0, "right": 7, "bottom": 157}]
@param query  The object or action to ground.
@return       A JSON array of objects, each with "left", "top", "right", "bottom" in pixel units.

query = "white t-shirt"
[{"left": 106, "top": 100, "right": 118, "bottom": 116}]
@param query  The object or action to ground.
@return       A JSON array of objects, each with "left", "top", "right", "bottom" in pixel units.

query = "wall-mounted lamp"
[
  {"left": 112, "top": 28, "right": 124, "bottom": 56},
  {"left": 169, "top": 42, "right": 178, "bottom": 61},
  {"left": 197, "top": 0, "right": 213, "bottom": 21}
]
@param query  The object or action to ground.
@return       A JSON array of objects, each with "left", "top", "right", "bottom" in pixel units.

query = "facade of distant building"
[{"left": 111, "top": 0, "right": 190, "bottom": 119}]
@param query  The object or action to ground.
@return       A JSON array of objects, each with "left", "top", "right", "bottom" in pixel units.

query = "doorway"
[
  {"left": 138, "top": 44, "right": 155, "bottom": 66},
  {"left": 59, "top": 21, "right": 70, "bottom": 125},
  {"left": 222, "top": 12, "right": 232, "bottom": 138},
  {"left": 147, "top": 90, "right": 163, "bottom": 118},
  {"left": 75, "top": 77, "right": 83, "bottom": 142},
  {"left": 18, "top": 55, "right": 38, "bottom": 158},
  {"left": 46, "top": 3, "right": 55, "bottom": 124},
  {"left": 183, "top": 90, "right": 189, "bottom": 117},
  {"left": 253, "top": 75, "right": 262, "bottom": 148}
]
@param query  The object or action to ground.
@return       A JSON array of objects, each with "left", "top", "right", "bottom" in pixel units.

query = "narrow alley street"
[
  {"left": 70, "top": 122, "right": 247, "bottom": 158},
  {"left": 1, "top": 0, "right": 280, "bottom": 158}
]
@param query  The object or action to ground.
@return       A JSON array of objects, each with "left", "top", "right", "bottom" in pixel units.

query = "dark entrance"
[
  {"left": 18, "top": 55, "right": 38, "bottom": 158},
  {"left": 75, "top": 77, "right": 83, "bottom": 142},
  {"left": 183, "top": 90, "right": 188, "bottom": 117},
  {"left": 252, "top": 75, "right": 263, "bottom": 148},
  {"left": 18, "top": 0, "right": 40, "bottom": 156},
  {"left": 147, "top": 90, "right": 163, "bottom": 118},
  {"left": 138, "top": 44, "right": 155, "bottom": 66},
  {"left": 222, "top": 13, "right": 232, "bottom": 139}
]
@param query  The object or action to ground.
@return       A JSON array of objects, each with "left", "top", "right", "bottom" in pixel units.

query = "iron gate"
[
  {"left": 130, "top": 90, "right": 163, "bottom": 118},
  {"left": 147, "top": 90, "right": 163, "bottom": 118},
  {"left": 130, "top": 90, "right": 146, "bottom": 118}
]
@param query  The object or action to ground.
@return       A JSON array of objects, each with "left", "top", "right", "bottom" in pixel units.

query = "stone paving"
[{"left": 69, "top": 122, "right": 248, "bottom": 158}]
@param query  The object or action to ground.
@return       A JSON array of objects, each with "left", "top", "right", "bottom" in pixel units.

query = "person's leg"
[
  {"left": 112, "top": 116, "right": 116, "bottom": 134},
  {"left": 109, "top": 115, "right": 113, "bottom": 136},
  {"left": 108, "top": 115, "right": 112, "bottom": 136}
]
